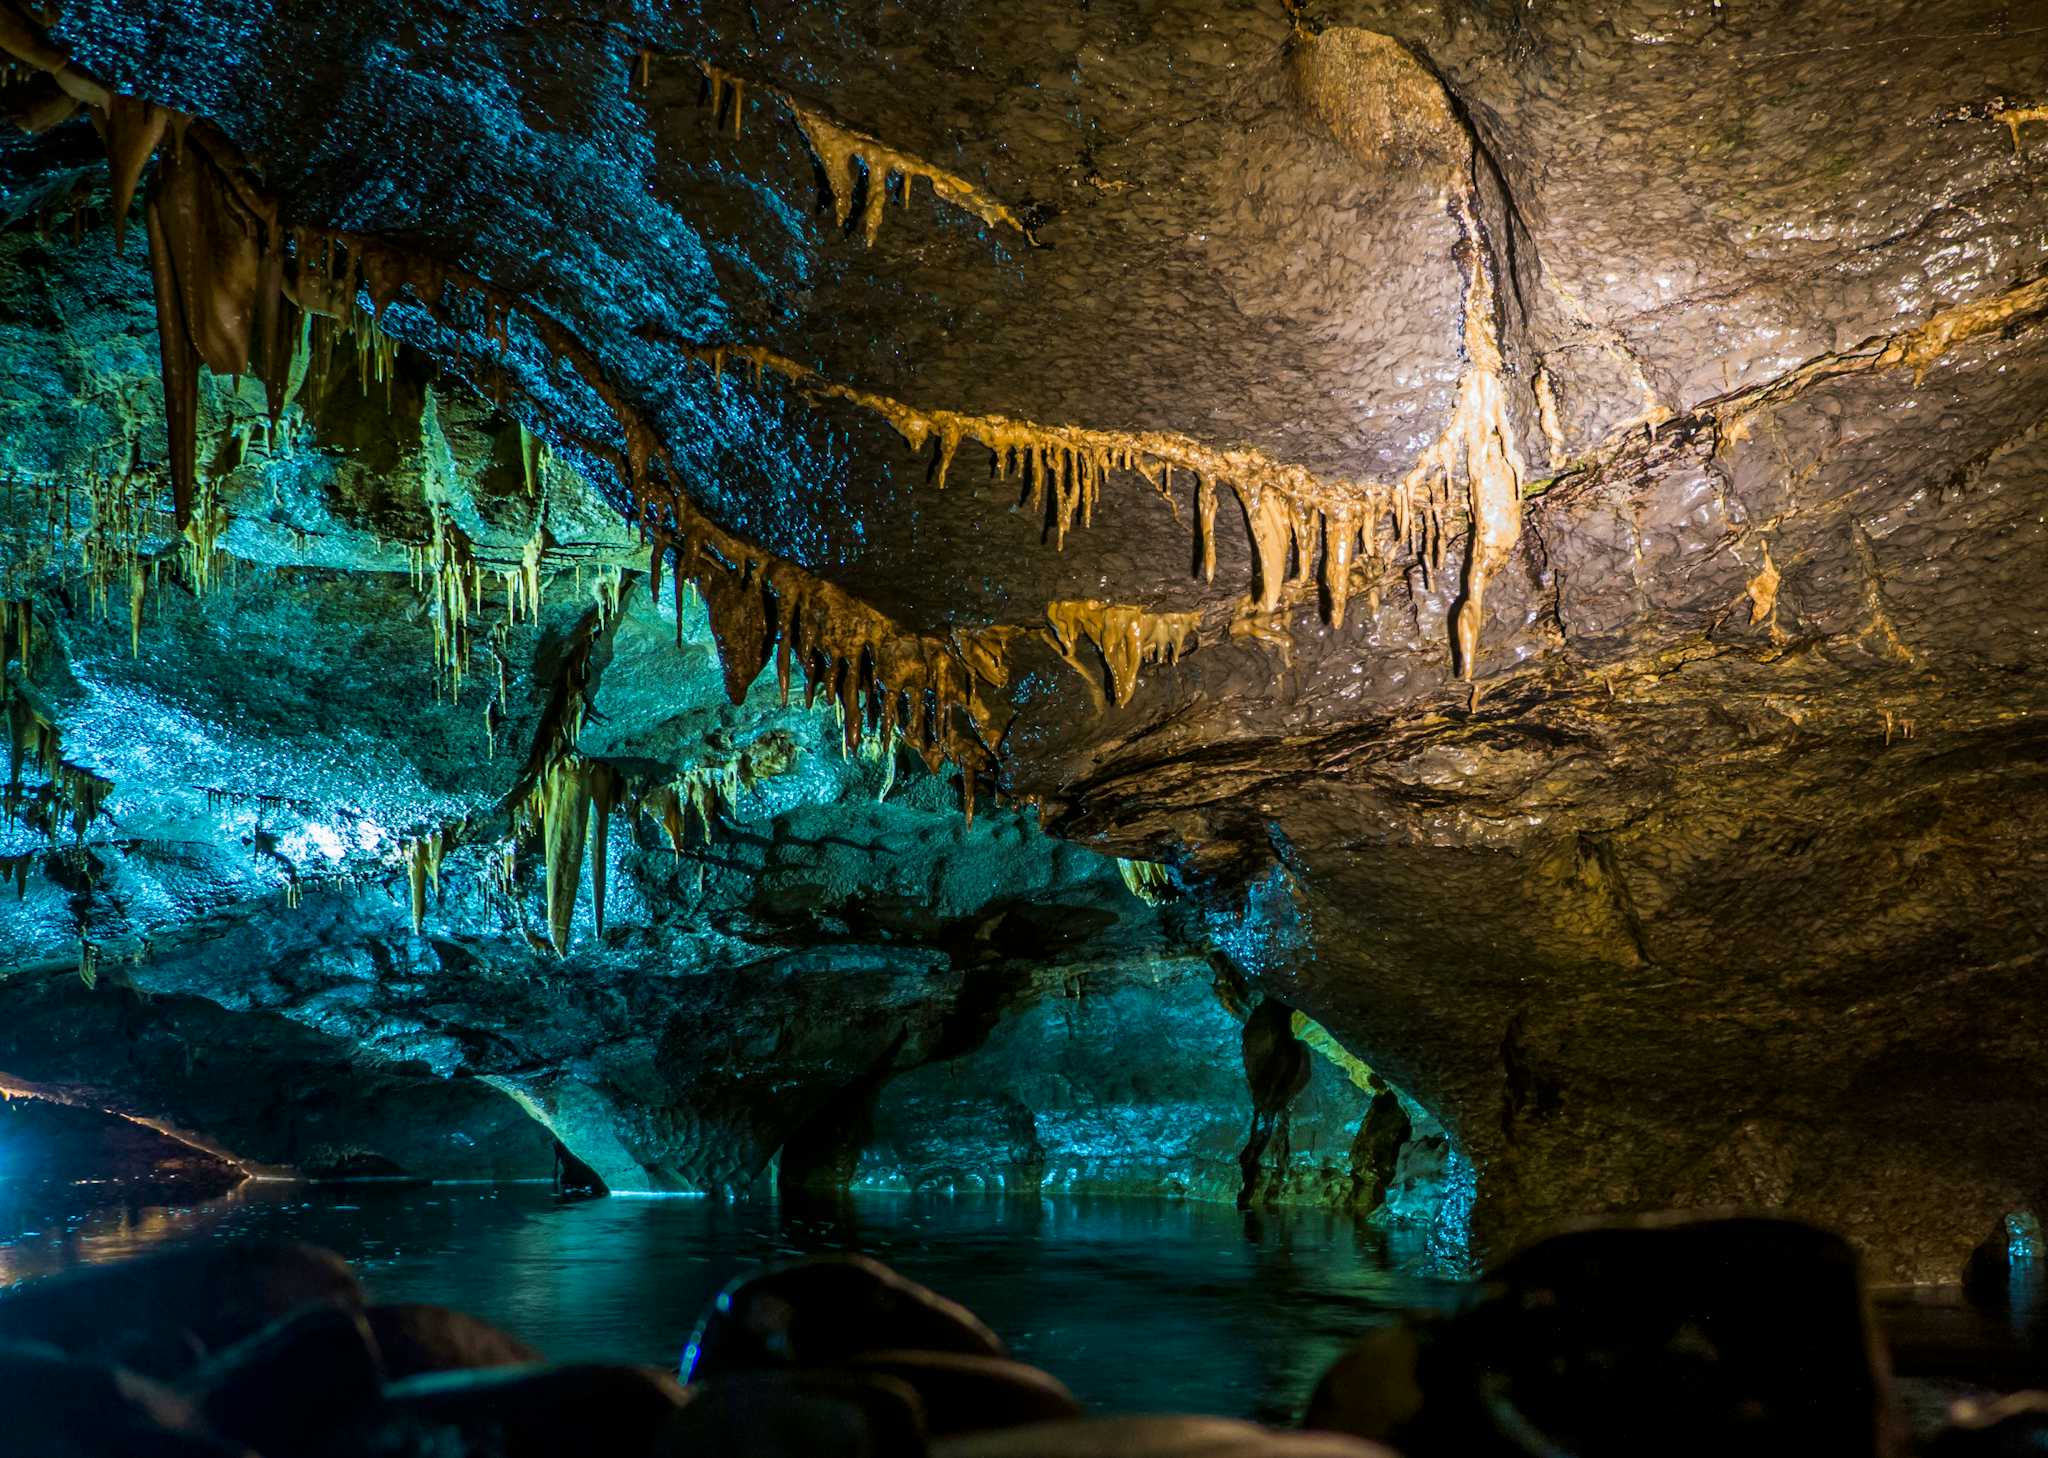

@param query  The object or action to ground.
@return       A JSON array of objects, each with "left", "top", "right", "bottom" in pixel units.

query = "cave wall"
[
  {"left": 0, "top": 0, "right": 2040, "bottom": 1281},
  {"left": 0, "top": 214, "right": 1425, "bottom": 1212}
]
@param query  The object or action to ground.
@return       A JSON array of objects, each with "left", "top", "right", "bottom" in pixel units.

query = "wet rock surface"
[
  {"left": 0, "top": 0, "right": 2036, "bottom": 1285},
  {"left": 1, "top": 1224, "right": 2036, "bottom": 1455}
]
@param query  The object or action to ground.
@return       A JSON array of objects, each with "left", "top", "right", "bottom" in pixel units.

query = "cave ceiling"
[{"left": 0, "top": 0, "right": 2043, "bottom": 1281}]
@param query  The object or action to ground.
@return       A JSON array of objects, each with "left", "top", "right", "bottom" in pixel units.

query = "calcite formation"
[
  {"left": 652, "top": 51, "right": 1031, "bottom": 248},
  {"left": 1045, "top": 600, "right": 1200, "bottom": 709},
  {"left": 0, "top": 0, "right": 2041, "bottom": 1286}
]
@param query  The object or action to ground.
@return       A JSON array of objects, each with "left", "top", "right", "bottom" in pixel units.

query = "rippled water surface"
[{"left": 0, "top": 1183, "right": 1459, "bottom": 1420}]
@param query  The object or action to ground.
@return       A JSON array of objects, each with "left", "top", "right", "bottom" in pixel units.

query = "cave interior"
[{"left": 0, "top": 0, "right": 2044, "bottom": 1453}]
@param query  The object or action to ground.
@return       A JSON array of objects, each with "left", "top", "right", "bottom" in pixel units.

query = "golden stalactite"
[
  {"left": 4, "top": 678, "right": 113, "bottom": 842},
  {"left": 786, "top": 102, "right": 1030, "bottom": 249},
  {"left": 1996, "top": 104, "right": 2048, "bottom": 155},
  {"left": 643, "top": 47, "right": 1033, "bottom": 249},
  {"left": 1044, "top": 600, "right": 1201, "bottom": 709}
]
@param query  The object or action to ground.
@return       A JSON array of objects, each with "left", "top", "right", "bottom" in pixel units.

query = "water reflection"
[{"left": 0, "top": 1181, "right": 1459, "bottom": 1420}]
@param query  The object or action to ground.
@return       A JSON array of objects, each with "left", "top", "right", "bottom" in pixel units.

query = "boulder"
[
  {"left": 0, "top": 1241, "right": 362, "bottom": 1379},
  {"left": 661, "top": 1368, "right": 929, "bottom": 1457},
  {"left": 345, "top": 1362, "right": 689, "bottom": 1457},
  {"left": 842, "top": 1351, "right": 1082, "bottom": 1436},
  {"left": 684, "top": 1256, "right": 1005, "bottom": 1380},
  {"left": 0, "top": 1341, "right": 250, "bottom": 1457},
  {"left": 187, "top": 1303, "right": 384, "bottom": 1457},
  {"left": 365, "top": 1303, "right": 543, "bottom": 1378},
  {"left": 1926, "top": 1392, "right": 2048, "bottom": 1456},
  {"left": 1303, "top": 1214, "right": 1907, "bottom": 1457},
  {"left": 932, "top": 1416, "right": 1397, "bottom": 1457}
]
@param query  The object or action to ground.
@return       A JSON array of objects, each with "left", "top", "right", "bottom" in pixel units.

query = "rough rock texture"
[
  {"left": 0, "top": 0, "right": 2043, "bottom": 1279},
  {"left": 0, "top": 218, "right": 1404, "bottom": 1207},
  {"left": 853, "top": 975, "right": 1424, "bottom": 1209}
]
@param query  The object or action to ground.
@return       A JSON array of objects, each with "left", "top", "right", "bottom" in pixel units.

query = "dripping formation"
[
  {"left": 635, "top": 46, "right": 1034, "bottom": 248},
  {"left": 1116, "top": 857, "right": 1174, "bottom": 905},
  {"left": 1, "top": 600, "right": 113, "bottom": 843},
  {"left": 0, "top": 10, "right": 1022, "bottom": 835},
  {"left": 1045, "top": 600, "right": 1201, "bottom": 710},
  {"left": 13, "top": 0, "right": 2027, "bottom": 920}
]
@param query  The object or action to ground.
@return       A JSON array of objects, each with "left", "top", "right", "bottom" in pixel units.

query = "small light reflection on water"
[{"left": 0, "top": 1181, "right": 1460, "bottom": 1421}]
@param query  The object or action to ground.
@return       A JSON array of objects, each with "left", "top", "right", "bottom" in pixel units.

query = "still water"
[{"left": 0, "top": 1182, "right": 1457, "bottom": 1421}]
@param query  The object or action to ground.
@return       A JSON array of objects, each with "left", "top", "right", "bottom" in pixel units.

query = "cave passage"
[{"left": 1, "top": 0, "right": 2047, "bottom": 1453}]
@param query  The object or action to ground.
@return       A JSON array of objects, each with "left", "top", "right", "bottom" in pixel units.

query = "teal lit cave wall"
[{"left": 0, "top": 172, "right": 1464, "bottom": 1253}]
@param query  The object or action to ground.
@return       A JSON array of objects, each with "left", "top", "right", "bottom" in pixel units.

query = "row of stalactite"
[
  {"left": 394, "top": 758, "right": 742, "bottom": 955},
  {"left": 0, "top": 3, "right": 1534, "bottom": 899},
  {"left": 1, "top": 600, "right": 114, "bottom": 842}
]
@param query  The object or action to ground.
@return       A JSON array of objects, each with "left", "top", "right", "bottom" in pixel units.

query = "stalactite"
[
  {"left": 404, "top": 832, "right": 441, "bottom": 935},
  {"left": 1997, "top": 104, "right": 2048, "bottom": 154},
  {"left": 638, "top": 764, "right": 734, "bottom": 858},
  {"left": 698, "top": 61, "right": 746, "bottom": 138},
  {"left": 3, "top": 676, "right": 113, "bottom": 841},
  {"left": 1197, "top": 476, "right": 1218, "bottom": 583},
  {"left": 1, "top": 600, "right": 31, "bottom": 674},
  {"left": 1747, "top": 543, "right": 1781, "bottom": 625},
  {"left": 144, "top": 140, "right": 271, "bottom": 528},
  {"left": 1117, "top": 858, "right": 1173, "bottom": 905},
  {"left": 1425, "top": 194, "right": 1527, "bottom": 685},
  {"left": 665, "top": 47, "right": 1031, "bottom": 247},
  {"left": 0, "top": 16, "right": 1030, "bottom": 829},
  {"left": 92, "top": 93, "right": 170, "bottom": 252},
  {"left": 179, "top": 477, "right": 230, "bottom": 596},
  {"left": 1044, "top": 600, "right": 1201, "bottom": 709},
  {"left": 519, "top": 422, "right": 540, "bottom": 496},
  {"left": 410, "top": 507, "right": 485, "bottom": 699},
  {"left": 530, "top": 755, "right": 590, "bottom": 955},
  {"left": 788, "top": 103, "right": 1029, "bottom": 248}
]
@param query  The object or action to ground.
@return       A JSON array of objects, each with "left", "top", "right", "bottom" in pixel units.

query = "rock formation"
[{"left": 0, "top": 0, "right": 2040, "bottom": 1283}]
